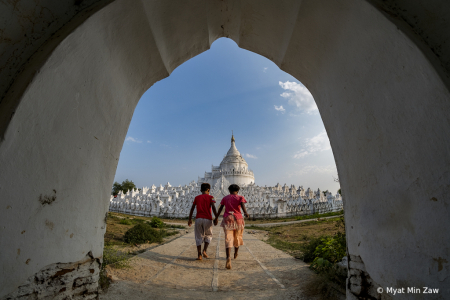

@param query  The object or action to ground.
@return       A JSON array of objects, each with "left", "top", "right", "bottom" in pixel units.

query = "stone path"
[{"left": 101, "top": 226, "right": 319, "bottom": 299}]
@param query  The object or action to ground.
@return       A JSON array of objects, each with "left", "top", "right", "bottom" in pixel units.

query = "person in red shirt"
[
  {"left": 188, "top": 183, "right": 219, "bottom": 260},
  {"left": 214, "top": 184, "right": 249, "bottom": 269}
]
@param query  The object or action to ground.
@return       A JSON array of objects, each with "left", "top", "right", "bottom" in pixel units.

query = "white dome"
[{"left": 220, "top": 134, "right": 248, "bottom": 169}]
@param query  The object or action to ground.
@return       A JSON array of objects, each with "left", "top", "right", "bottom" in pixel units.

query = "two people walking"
[{"left": 188, "top": 183, "right": 249, "bottom": 269}]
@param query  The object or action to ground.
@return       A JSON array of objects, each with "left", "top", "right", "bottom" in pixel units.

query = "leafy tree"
[
  {"left": 121, "top": 179, "right": 137, "bottom": 194},
  {"left": 338, "top": 188, "right": 341, "bottom": 195},
  {"left": 112, "top": 182, "right": 122, "bottom": 196},
  {"left": 111, "top": 179, "right": 137, "bottom": 196},
  {"left": 322, "top": 190, "right": 329, "bottom": 196}
]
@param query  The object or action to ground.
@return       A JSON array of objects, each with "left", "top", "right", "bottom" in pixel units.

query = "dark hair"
[
  {"left": 201, "top": 183, "right": 211, "bottom": 192},
  {"left": 228, "top": 184, "right": 240, "bottom": 193}
]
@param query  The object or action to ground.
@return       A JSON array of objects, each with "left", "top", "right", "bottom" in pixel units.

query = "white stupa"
[{"left": 199, "top": 134, "right": 255, "bottom": 188}]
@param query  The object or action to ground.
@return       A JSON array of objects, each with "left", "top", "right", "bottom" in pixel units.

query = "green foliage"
[
  {"left": 112, "top": 182, "right": 122, "bottom": 196},
  {"left": 338, "top": 188, "right": 341, "bottom": 195},
  {"left": 322, "top": 190, "right": 329, "bottom": 196},
  {"left": 121, "top": 179, "right": 137, "bottom": 194},
  {"left": 123, "top": 223, "right": 165, "bottom": 244},
  {"left": 111, "top": 179, "right": 137, "bottom": 195},
  {"left": 148, "top": 216, "right": 166, "bottom": 228},
  {"left": 119, "top": 219, "right": 132, "bottom": 225},
  {"left": 305, "top": 215, "right": 347, "bottom": 273},
  {"left": 310, "top": 257, "right": 333, "bottom": 273},
  {"left": 300, "top": 236, "right": 327, "bottom": 262}
]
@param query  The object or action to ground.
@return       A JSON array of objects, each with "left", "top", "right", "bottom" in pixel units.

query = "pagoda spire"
[{"left": 231, "top": 130, "right": 235, "bottom": 143}]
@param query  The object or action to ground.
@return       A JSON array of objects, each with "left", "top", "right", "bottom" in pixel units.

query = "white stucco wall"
[{"left": 0, "top": 0, "right": 449, "bottom": 298}]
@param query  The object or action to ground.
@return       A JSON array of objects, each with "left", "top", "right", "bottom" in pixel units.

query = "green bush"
[
  {"left": 119, "top": 219, "right": 132, "bottom": 225},
  {"left": 312, "top": 233, "right": 346, "bottom": 264},
  {"left": 123, "top": 223, "right": 164, "bottom": 244},
  {"left": 300, "top": 236, "right": 327, "bottom": 262},
  {"left": 148, "top": 216, "right": 166, "bottom": 228},
  {"left": 304, "top": 215, "right": 347, "bottom": 273}
]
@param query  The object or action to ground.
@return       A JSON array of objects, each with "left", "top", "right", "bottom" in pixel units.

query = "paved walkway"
[
  {"left": 101, "top": 226, "right": 319, "bottom": 299},
  {"left": 244, "top": 215, "right": 343, "bottom": 228}
]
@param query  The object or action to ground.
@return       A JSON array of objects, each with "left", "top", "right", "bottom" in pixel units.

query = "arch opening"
[{"left": 1, "top": 0, "right": 449, "bottom": 299}]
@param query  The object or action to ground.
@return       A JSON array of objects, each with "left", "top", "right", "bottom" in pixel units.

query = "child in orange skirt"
[{"left": 214, "top": 184, "right": 249, "bottom": 269}]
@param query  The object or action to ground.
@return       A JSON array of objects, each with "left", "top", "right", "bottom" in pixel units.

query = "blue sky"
[{"left": 114, "top": 38, "right": 340, "bottom": 193}]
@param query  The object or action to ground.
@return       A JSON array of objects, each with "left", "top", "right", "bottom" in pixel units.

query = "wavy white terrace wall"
[
  {"left": 0, "top": 0, "right": 449, "bottom": 299},
  {"left": 108, "top": 181, "right": 343, "bottom": 219}
]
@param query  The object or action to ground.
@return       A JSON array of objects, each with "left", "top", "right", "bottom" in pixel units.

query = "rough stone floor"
[{"left": 101, "top": 226, "right": 318, "bottom": 300}]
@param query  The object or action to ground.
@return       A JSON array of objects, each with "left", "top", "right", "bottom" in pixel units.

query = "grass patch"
[
  {"left": 99, "top": 242, "right": 130, "bottom": 290},
  {"left": 294, "top": 210, "right": 343, "bottom": 221},
  {"left": 124, "top": 223, "right": 177, "bottom": 244},
  {"left": 244, "top": 210, "right": 343, "bottom": 225},
  {"left": 104, "top": 214, "right": 179, "bottom": 245},
  {"left": 166, "top": 224, "right": 186, "bottom": 229},
  {"left": 119, "top": 218, "right": 132, "bottom": 225}
]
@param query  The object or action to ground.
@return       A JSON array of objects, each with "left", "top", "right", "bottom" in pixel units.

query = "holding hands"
[{"left": 214, "top": 218, "right": 218, "bottom": 226}]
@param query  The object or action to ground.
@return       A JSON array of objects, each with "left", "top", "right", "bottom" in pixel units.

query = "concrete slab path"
[{"left": 101, "top": 226, "right": 319, "bottom": 299}]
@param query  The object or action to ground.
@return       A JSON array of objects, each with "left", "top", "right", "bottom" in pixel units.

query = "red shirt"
[
  {"left": 220, "top": 194, "right": 247, "bottom": 220},
  {"left": 194, "top": 194, "right": 216, "bottom": 220}
]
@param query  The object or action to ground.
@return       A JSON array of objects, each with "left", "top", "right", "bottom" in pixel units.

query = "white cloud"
[
  {"left": 245, "top": 153, "right": 258, "bottom": 159},
  {"left": 294, "top": 131, "right": 331, "bottom": 158},
  {"left": 274, "top": 105, "right": 285, "bottom": 113},
  {"left": 289, "top": 165, "right": 336, "bottom": 176},
  {"left": 279, "top": 81, "right": 317, "bottom": 114},
  {"left": 263, "top": 67, "right": 268, "bottom": 72},
  {"left": 125, "top": 136, "right": 142, "bottom": 143},
  {"left": 147, "top": 140, "right": 151, "bottom": 143}
]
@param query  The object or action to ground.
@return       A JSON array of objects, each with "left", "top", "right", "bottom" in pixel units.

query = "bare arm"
[
  {"left": 211, "top": 203, "right": 219, "bottom": 225},
  {"left": 241, "top": 203, "right": 250, "bottom": 218},
  {"left": 188, "top": 203, "right": 196, "bottom": 227},
  {"left": 212, "top": 204, "right": 218, "bottom": 218},
  {"left": 215, "top": 205, "right": 224, "bottom": 220}
]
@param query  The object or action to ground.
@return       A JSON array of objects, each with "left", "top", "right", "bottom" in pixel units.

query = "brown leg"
[
  {"left": 234, "top": 247, "right": 239, "bottom": 259},
  {"left": 202, "top": 242, "right": 209, "bottom": 258},
  {"left": 225, "top": 247, "right": 231, "bottom": 269},
  {"left": 196, "top": 245, "right": 202, "bottom": 260}
]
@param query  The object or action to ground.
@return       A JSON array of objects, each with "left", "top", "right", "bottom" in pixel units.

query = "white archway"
[{"left": 0, "top": 0, "right": 449, "bottom": 299}]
